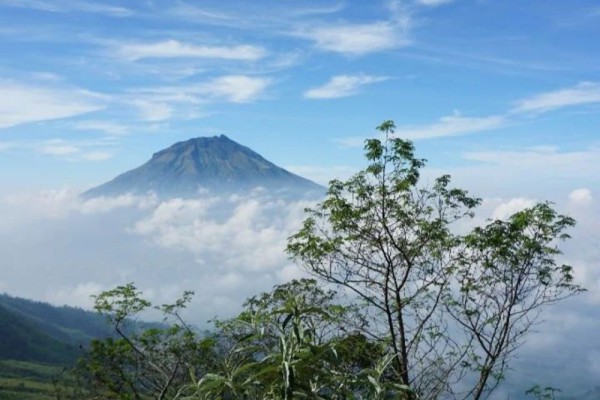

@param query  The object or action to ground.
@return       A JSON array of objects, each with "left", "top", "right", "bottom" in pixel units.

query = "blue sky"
[
  {"left": 1, "top": 0, "right": 599, "bottom": 194},
  {"left": 1, "top": 2, "right": 600, "bottom": 393}
]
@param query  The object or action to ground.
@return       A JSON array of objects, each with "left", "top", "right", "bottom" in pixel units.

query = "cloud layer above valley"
[
  {"left": 0, "top": 189, "right": 312, "bottom": 320},
  {"left": 0, "top": 181, "right": 598, "bottom": 393}
]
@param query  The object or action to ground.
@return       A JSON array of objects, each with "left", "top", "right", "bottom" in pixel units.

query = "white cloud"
[
  {"left": 0, "top": 184, "right": 599, "bottom": 391},
  {"left": 202, "top": 75, "right": 271, "bottom": 103},
  {"left": 304, "top": 74, "right": 387, "bottom": 99},
  {"left": 30, "top": 72, "right": 63, "bottom": 82},
  {"left": 40, "top": 144, "right": 80, "bottom": 155},
  {"left": 421, "top": 145, "right": 600, "bottom": 200},
  {"left": 69, "top": 1, "right": 132, "bottom": 17},
  {"left": 0, "top": 189, "right": 157, "bottom": 227},
  {"left": 131, "top": 194, "right": 315, "bottom": 272},
  {"left": 34, "top": 139, "right": 115, "bottom": 161},
  {"left": 513, "top": 82, "right": 600, "bottom": 113},
  {"left": 0, "top": 142, "right": 15, "bottom": 151},
  {"left": 286, "top": 165, "right": 356, "bottom": 185},
  {"left": 568, "top": 188, "right": 593, "bottom": 207},
  {"left": 334, "top": 136, "right": 367, "bottom": 148},
  {"left": 0, "top": 189, "right": 321, "bottom": 322},
  {"left": 490, "top": 197, "right": 537, "bottom": 220},
  {"left": 74, "top": 120, "right": 129, "bottom": 135},
  {"left": 0, "top": 0, "right": 133, "bottom": 17},
  {"left": 80, "top": 193, "right": 158, "bottom": 214},
  {"left": 49, "top": 282, "right": 107, "bottom": 309},
  {"left": 128, "top": 75, "right": 271, "bottom": 120},
  {"left": 0, "top": 81, "right": 104, "bottom": 129},
  {"left": 395, "top": 114, "right": 505, "bottom": 140},
  {"left": 298, "top": 21, "right": 409, "bottom": 55},
  {"left": 81, "top": 151, "right": 113, "bottom": 161},
  {"left": 0, "top": 188, "right": 78, "bottom": 223},
  {"left": 463, "top": 146, "right": 598, "bottom": 169},
  {"left": 116, "top": 39, "right": 266, "bottom": 61},
  {"left": 131, "top": 100, "right": 174, "bottom": 122},
  {"left": 416, "top": 0, "right": 455, "bottom": 6}
]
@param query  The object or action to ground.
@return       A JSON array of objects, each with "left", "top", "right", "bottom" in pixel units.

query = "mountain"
[
  {"left": 0, "top": 303, "right": 80, "bottom": 364},
  {"left": 0, "top": 293, "right": 157, "bottom": 365},
  {"left": 0, "top": 294, "right": 118, "bottom": 364},
  {"left": 0, "top": 292, "right": 172, "bottom": 365},
  {"left": 83, "top": 135, "right": 323, "bottom": 198}
]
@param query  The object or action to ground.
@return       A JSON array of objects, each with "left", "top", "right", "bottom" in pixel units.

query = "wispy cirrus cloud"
[
  {"left": 415, "top": 0, "right": 455, "bottom": 7},
  {"left": 131, "top": 100, "right": 174, "bottom": 122},
  {"left": 396, "top": 114, "right": 505, "bottom": 140},
  {"left": 285, "top": 165, "right": 356, "bottom": 185},
  {"left": 335, "top": 114, "right": 505, "bottom": 145},
  {"left": 462, "top": 145, "right": 600, "bottom": 170},
  {"left": 513, "top": 82, "right": 600, "bottom": 114},
  {"left": 40, "top": 142, "right": 80, "bottom": 156},
  {"left": 297, "top": 21, "right": 410, "bottom": 56},
  {"left": 304, "top": 74, "right": 388, "bottom": 99},
  {"left": 0, "top": 81, "right": 105, "bottom": 129},
  {"left": 166, "top": 2, "right": 345, "bottom": 30},
  {"left": 422, "top": 145, "right": 600, "bottom": 201},
  {"left": 73, "top": 120, "right": 130, "bottom": 135},
  {"left": 127, "top": 75, "right": 271, "bottom": 121},
  {"left": 336, "top": 80, "right": 600, "bottom": 145},
  {"left": 80, "top": 151, "right": 113, "bottom": 161},
  {"left": 28, "top": 138, "right": 117, "bottom": 162},
  {"left": 114, "top": 40, "right": 267, "bottom": 62},
  {"left": 0, "top": 142, "right": 15, "bottom": 151},
  {"left": 0, "top": 0, "right": 133, "bottom": 17}
]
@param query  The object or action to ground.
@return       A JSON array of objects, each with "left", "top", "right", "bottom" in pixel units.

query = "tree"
[
  {"left": 189, "top": 279, "right": 411, "bottom": 399},
  {"left": 287, "top": 121, "right": 582, "bottom": 399},
  {"left": 71, "top": 120, "right": 582, "bottom": 399},
  {"left": 78, "top": 283, "right": 215, "bottom": 400},
  {"left": 76, "top": 279, "right": 412, "bottom": 400},
  {"left": 447, "top": 203, "right": 582, "bottom": 399}
]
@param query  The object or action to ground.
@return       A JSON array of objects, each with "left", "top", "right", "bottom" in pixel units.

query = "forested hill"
[{"left": 0, "top": 294, "right": 112, "bottom": 364}]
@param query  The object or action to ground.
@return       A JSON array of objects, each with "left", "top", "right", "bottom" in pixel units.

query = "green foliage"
[
  {"left": 77, "top": 280, "right": 415, "bottom": 399},
  {"left": 184, "top": 279, "right": 413, "bottom": 399},
  {"left": 77, "top": 283, "right": 210, "bottom": 400},
  {"left": 526, "top": 385, "right": 561, "bottom": 400},
  {"left": 54, "top": 120, "right": 583, "bottom": 400},
  {"left": 287, "top": 121, "right": 582, "bottom": 399},
  {"left": 0, "top": 360, "right": 83, "bottom": 400}
]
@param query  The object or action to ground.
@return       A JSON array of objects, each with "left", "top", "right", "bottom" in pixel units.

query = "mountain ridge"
[
  {"left": 83, "top": 135, "right": 323, "bottom": 198},
  {"left": 0, "top": 293, "right": 163, "bottom": 365}
]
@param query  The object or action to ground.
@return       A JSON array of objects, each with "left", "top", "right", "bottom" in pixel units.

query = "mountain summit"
[{"left": 83, "top": 135, "right": 323, "bottom": 198}]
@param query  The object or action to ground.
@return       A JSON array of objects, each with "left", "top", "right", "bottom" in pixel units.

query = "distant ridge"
[
  {"left": 83, "top": 135, "right": 323, "bottom": 198},
  {"left": 0, "top": 293, "right": 108, "bottom": 364},
  {"left": 0, "top": 293, "right": 162, "bottom": 365}
]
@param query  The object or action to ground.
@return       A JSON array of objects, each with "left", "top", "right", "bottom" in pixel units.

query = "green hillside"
[
  {"left": 0, "top": 294, "right": 166, "bottom": 399},
  {"left": 0, "top": 305, "right": 79, "bottom": 364},
  {"left": 0, "top": 294, "right": 113, "bottom": 366},
  {"left": 0, "top": 294, "right": 111, "bottom": 348},
  {"left": 0, "top": 360, "right": 78, "bottom": 400}
]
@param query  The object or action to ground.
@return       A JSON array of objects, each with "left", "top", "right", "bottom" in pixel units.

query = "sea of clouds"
[{"left": 0, "top": 183, "right": 598, "bottom": 396}]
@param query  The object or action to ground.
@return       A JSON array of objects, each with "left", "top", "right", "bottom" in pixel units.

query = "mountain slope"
[
  {"left": 0, "top": 294, "right": 115, "bottom": 365},
  {"left": 0, "top": 294, "right": 164, "bottom": 365},
  {"left": 0, "top": 303, "right": 79, "bottom": 364},
  {"left": 83, "top": 135, "right": 323, "bottom": 198}
]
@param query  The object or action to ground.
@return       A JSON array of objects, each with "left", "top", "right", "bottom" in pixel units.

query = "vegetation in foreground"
[
  {"left": 0, "top": 359, "right": 80, "bottom": 400},
  {"left": 3, "top": 121, "right": 584, "bottom": 399}
]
